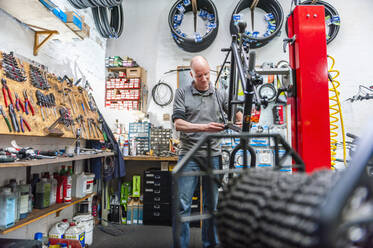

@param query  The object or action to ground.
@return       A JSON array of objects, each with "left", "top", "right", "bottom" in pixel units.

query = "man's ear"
[{"left": 190, "top": 71, "right": 194, "bottom": 79}]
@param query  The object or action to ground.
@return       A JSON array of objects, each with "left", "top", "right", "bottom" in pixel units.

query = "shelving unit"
[
  {"left": 0, "top": 193, "right": 95, "bottom": 234},
  {"left": 0, "top": 152, "right": 115, "bottom": 168},
  {"left": 105, "top": 67, "right": 147, "bottom": 111}
]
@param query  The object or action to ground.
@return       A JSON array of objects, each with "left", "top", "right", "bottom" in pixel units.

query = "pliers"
[
  {"left": 19, "top": 115, "right": 31, "bottom": 133},
  {"left": 2, "top": 79, "right": 14, "bottom": 108},
  {"left": 0, "top": 105, "right": 12, "bottom": 132},
  {"left": 15, "top": 93, "right": 25, "bottom": 112},
  {"left": 23, "top": 90, "right": 35, "bottom": 115}
]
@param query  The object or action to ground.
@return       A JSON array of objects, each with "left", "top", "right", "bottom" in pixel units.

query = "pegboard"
[{"left": 0, "top": 51, "right": 103, "bottom": 140}]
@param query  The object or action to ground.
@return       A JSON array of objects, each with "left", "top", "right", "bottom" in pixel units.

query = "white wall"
[{"left": 106, "top": 0, "right": 373, "bottom": 138}]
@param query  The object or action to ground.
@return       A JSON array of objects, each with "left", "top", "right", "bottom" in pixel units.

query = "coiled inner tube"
[
  {"left": 230, "top": 0, "right": 284, "bottom": 49},
  {"left": 168, "top": 0, "right": 219, "bottom": 52}
]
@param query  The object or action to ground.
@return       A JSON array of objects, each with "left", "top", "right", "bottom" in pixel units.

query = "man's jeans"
[{"left": 173, "top": 155, "right": 220, "bottom": 248}]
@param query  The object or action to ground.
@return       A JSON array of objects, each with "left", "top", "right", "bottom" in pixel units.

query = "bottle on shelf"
[
  {"left": 54, "top": 172, "right": 64, "bottom": 204},
  {"left": 8, "top": 179, "right": 20, "bottom": 222},
  {"left": 0, "top": 187, "right": 17, "bottom": 229},
  {"left": 64, "top": 166, "right": 73, "bottom": 203},
  {"left": 34, "top": 178, "right": 51, "bottom": 209},
  {"left": 50, "top": 174, "right": 58, "bottom": 206},
  {"left": 17, "top": 180, "right": 30, "bottom": 219},
  {"left": 30, "top": 173, "right": 40, "bottom": 207}
]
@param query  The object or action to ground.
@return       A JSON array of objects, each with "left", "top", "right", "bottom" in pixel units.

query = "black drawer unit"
[
  {"left": 144, "top": 170, "right": 171, "bottom": 203},
  {"left": 143, "top": 170, "right": 171, "bottom": 189},
  {"left": 143, "top": 203, "right": 171, "bottom": 226},
  {"left": 143, "top": 193, "right": 171, "bottom": 204},
  {"left": 143, "top": 169, "right": 172, "bottom": 226}
]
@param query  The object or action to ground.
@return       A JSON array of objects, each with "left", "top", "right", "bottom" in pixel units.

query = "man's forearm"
[{"left": 174, "top": 119, "right": 206, "bottom": 133}]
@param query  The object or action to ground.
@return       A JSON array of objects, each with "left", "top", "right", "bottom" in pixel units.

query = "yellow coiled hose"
[{"left": 328, "top": 55, "right": 347, "bottom": 168}]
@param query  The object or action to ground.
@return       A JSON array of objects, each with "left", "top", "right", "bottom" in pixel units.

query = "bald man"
[{"left": 172, "top": 56, "right": 241, "bottom": 248}]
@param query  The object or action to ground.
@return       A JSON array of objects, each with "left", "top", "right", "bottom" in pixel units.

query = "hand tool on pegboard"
[
  {"left": 48, "top": 93, "right": 58, "bottom": 117},
  {"left": 23, "top": 90, "right": 35, "bottom": 115},
  {"left": 44, "top": 106, "right": 74, "bottom": 137},
  {"left": 78, "top": 86, "right": 90, "bottom": 113},
  {"left": 14, "top": 93, "right": 25, "bottom": 112},
  {"left": 76, "top": 115, "right": 87, "bottom": 138},
  {"left": 8, "top": 104, "right": 19, "bottom": 132},
  {"left": 1, "top": 52, "right": 26, "bottom": 82},
  {"left": 88, "top": 118, "right": 98, "bottom": 138},
  {"left": 64, "top": 88, "right": 76, "bottom": 114},
  {"left": 35, "top": 90, "right": 46, "bottom": 121},
  {"left": 0, "top": 105, "right": 12, "bottom": 132},
  {"left": 19, "top": 115, "right": 31, "bottom": 133},
  {"left": 1, "top": 79, "right": 14, "bottom": 108}
]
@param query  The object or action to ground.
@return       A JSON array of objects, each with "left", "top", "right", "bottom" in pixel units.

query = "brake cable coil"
[
  {"left": 152, "top": 81, "right": 174, "bottom": 107},
  {"left": 168, "top": 0, "right": 219, "bottom": 52},
  {"left": 230, "top": 0, "right": 284, "bottom": 49}
]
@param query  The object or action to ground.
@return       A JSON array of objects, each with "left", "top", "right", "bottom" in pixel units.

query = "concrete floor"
[{"left": 91, "top": 225, "right": 202, "bottom": 248}]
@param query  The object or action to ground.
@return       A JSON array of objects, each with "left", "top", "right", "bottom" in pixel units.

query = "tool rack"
[{"left": 0, "top": 51, "right": 103, "bottom": 140}]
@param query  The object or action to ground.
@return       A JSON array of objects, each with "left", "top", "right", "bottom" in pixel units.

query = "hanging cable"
[
  {"left": 328, "top": 55, "right": 347, "bottom": 169},
  {"left": 152, "top": 81, "right": 174, "bottom": 107}
]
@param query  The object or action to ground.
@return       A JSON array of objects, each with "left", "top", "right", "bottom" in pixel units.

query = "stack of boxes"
[
  {"left": 105, "top": 56, "right": 138, "bottom": 68},
  {"left": 105, "top": 67, "right": 142, "bottom": 111},
  {"left": 143, "top": 170, "right": 172, "bottom": 226}
]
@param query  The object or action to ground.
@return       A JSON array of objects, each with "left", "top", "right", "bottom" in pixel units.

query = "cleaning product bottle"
[
  {"left": 54, "top": 172, "right": 64, "bottom": 204},
  {"left": 64, "top": 222, "right": 85, "bottom": 248},
  {"left": 64, "top": 166, "right": 73, "bottom": 202},
  {"left": 0, "top": 187, "right": 16, "bottom": 229},
  {"left": 8, "top": 179, "right": 20, "bottom": 222},
  {"left": 60, "top": 166, "right": 67, "bottom": 202},
  {"left": 17, "top": 180, "right": 30, "bottom": 219},
  {"left": 30, "top": 173, "right": 39, "bottom": 207},
  {"left": 49, "top": 219, "right": 69, "bottom": 239},
  {"left": 50, "top": 173, "right": 58, "bottom": 205},
  {"left": 35, "top": 178, "right": 51, "bottom": 209}
]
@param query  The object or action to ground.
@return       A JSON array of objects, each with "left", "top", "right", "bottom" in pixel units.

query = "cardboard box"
[
  {"left": 65, "top": 11, "right": 83, "bottom": 31},
  {"left": 75, "top": 22, "right": 90, "bottom": 39},
  {"left": 126, "top": 67, "right": 141, "bottom": 78}
]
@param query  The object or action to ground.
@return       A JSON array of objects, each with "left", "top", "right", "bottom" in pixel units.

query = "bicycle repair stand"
[{"left": 285, "top": 3, "right": 331, "bottom": 172}]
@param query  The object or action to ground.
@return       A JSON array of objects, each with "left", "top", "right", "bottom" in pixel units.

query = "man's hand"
[
  {"left": 235, "top": 111, "right": 243, "bottom": 128},
  {"left": 204, "top": 122, "right": 225, "bottom": 132},
  {"left": 235, "top": 120, "right": 243, "bottom": 128}
]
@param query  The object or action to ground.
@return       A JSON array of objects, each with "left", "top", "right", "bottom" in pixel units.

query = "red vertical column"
[{"left": 288, "top": 5, "right": 331, "bottom": 173}]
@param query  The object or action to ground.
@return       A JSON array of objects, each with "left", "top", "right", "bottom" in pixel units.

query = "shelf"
[
  {"left": 0, "top": 193, "right": 95, "bottom": 234},
  {"left": 0, "top": 152, "right": 115, "bottom": 168},
  {"left": 123, "top": 156, "right": 178, "bottom": 162},
  {"left": 0, "top": 0, "right": 81, "bottom": 41}
]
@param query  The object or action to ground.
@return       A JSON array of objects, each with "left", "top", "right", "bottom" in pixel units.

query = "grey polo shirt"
[{"left": 172, "top": 82, "right": 228, "bottom": 156}]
